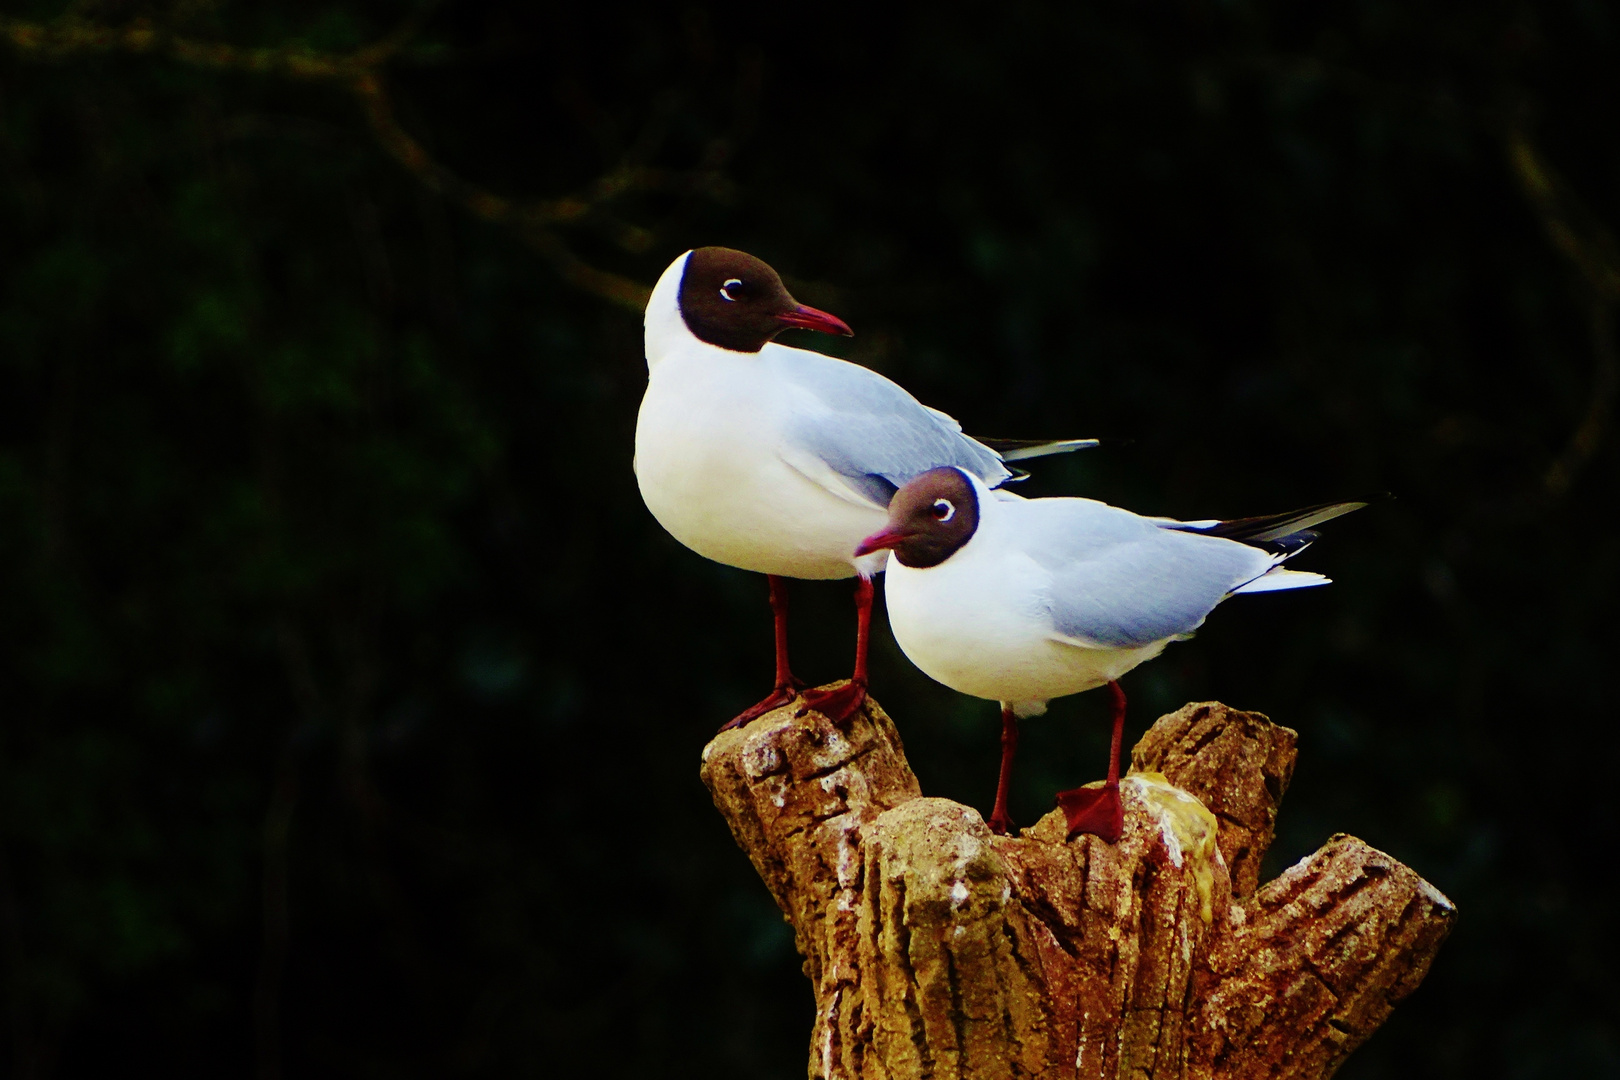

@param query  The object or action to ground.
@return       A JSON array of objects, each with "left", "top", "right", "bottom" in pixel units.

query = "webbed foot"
[
  {"left": 1056, "top": 780, "right": 1123, "bottom": 844},
  {"left": 796, "top": 679, "right": 868, "bottom": 725},
  {"left": 717, "top": 682, "right": 804, "bottom": 733}
]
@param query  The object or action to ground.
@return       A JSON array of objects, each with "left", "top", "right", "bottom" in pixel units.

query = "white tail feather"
[{"left": 1233, "top": 568, "right": 1332, "bottom": 594}]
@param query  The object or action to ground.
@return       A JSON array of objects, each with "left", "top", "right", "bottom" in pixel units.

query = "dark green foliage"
[{"left": 2, "top": 1, "right": 1616, "bottom": 1076}]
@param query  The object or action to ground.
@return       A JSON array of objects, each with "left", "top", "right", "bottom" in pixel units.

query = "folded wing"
[
  {"left": 766, "top": 345, "right": 1011, "bottom": 508},
  {"left": 1020, "top": 500, "right": 1281, "bottom": 650}
]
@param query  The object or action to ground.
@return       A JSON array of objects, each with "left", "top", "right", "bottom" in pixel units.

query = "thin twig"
[
  {"left": 1228, "top": 51, "right": 1620, "bottom": 500},
  {"left": 2, "top": 9, "right": 657, "bottom": 311},
  {"left": 1505, "top": 129, "right": 1620, "bottom": 299},
  {"left": 1544, "top": 300, "right": 1619, "bottom": 497},
  {"left": 2, "top": 14, "right": 385, "bottom": 78},
  {"left": 348, "top": 70, "right": 652, "bottom": 309},
  {"left": 1504, "top": 130, "right": 1620, "bottom": 495}
]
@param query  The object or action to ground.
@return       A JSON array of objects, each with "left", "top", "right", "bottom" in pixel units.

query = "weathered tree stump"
[{"left": 701, "top": 689, "right": 1454, "bottom": 1080}]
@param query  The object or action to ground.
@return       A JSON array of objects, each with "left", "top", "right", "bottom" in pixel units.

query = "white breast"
[
  {"left": 882, "top": 527, "right": 1168, "bottom": 707},
  {"left": 634, "top": 346, "right": 886, "bottom": 580}
]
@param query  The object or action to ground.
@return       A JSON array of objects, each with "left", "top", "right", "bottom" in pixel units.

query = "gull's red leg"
[
  {"left": 1055, "top": 680, "right": 1127, "bottom": 843},
  {"left": 798, "top": 576, "right": 873, "bottom": 725},
  {"left": 988, "top": 706, "right": 1020, "bottom": 836},
  {"left": 718, "top": 575, "right": 805, "bottom": 732},
  {"left": 767, "top": 574, "right": 801, "bottom": 693}
]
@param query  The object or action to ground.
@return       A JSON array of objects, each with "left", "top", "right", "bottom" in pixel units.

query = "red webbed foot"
[
  {"left": 796, "top": 679, "right": 868, "bottom": 725},
  {"left": 717, "top": 683, "right": 804, "bottom": 733},
  {"left": 987, "top": 809, "right": 1017, "bottom": 837},
  {"left": 1056, "top": 780, "right": 1123, "bottom": 844}
]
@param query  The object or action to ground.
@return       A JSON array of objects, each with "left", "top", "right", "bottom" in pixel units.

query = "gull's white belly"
[
  {"left": 635, "top": 370, "right": 885, "bottom": 580},
  {"left": 884, "top": 553, "right": 1167, "bottom": 705}
]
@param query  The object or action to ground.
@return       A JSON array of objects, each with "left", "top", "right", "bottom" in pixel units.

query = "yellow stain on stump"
[{"left": 1126, "top": 772, "right": 1222, "bottom": 924}]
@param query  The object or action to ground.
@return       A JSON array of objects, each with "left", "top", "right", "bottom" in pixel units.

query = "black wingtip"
[{"left": 1181, "top": 497, "right": 1381, "bottom": 546}]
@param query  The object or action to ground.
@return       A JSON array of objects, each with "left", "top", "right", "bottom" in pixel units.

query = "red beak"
[
  {"left": 775, "top": 303, "right": 854, "bottom": 337},
  {"left": 855, "top": 527, "right": 910, "bottom": 557}
]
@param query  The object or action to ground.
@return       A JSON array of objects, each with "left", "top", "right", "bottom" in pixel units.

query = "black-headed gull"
[
  {"left": 855, "top": 467, "right": 1367, "bottom": 841},
  {"left": 635, "top": 248, "right": 1096, "bottom": 729}
]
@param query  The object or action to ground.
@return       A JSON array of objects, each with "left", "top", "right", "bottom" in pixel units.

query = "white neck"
[
  {"left": 644, "top": 250, "right": 694, "bottom": 370},
  {"left": 963, "top": 470, "right": 1008, "bottom": 547}
]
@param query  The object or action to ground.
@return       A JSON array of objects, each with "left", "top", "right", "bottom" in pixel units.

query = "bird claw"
[
  {"left": 988, "top": 810, "right": 1017, "bottom": 837},
  {"left": 1056, "top": 781, "right": 1122, "bottom": 844},
  {"left": 717, "top": 686, "right": 802, "bottom": 733},
  {"left": 796, "top": 679, "right": 868, "bottom": 726}
]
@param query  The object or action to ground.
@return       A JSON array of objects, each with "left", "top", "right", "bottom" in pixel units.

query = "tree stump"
[{"left": 700, "top": 689, "right": 1454, "bottom": 1080}]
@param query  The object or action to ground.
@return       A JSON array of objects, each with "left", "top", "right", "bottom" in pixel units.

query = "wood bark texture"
[{"left": 701, "top": 690, "right": 1454, "bottom": 1080}]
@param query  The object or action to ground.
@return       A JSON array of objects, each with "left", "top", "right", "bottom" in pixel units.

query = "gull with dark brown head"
[
  {"left": 856, "top": 467, "right": 1367, "bottom": 841},
  {"left": 634, "top": 247, "right": 1097, "bottom": 728}
]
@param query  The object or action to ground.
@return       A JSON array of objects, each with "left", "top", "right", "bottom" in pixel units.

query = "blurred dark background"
[{"left": 2, "top": 1, "right": 1616, "bottom": 1076}]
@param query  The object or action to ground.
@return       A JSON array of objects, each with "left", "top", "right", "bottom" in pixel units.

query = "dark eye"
[
  {"left": 720, "top": 278, "right": 745, "bottom": 302},
  {"left": 931, "top": 498, "right": 955, "bottom": 522}
]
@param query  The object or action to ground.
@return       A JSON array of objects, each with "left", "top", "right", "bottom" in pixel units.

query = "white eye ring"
[
  {"left": 720, "top": 278, "right": 743, "bottom": 302},
  {"left": 932, "top": 498, "right": 955, "bottom": 522}
]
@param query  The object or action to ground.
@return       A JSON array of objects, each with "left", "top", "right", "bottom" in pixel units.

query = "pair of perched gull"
[{"left": 635, "top": 248, "right": 1363, "bottom": 842}]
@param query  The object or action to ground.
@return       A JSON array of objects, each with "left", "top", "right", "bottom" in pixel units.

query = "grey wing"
[
  {"left": 766, "top": 346, "right": 1009, "bottom": 505},
  {"left": 1027, "top": 501, "right": 1279, "bottom": 649}
]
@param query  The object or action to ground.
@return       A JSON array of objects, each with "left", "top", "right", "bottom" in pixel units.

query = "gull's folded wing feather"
[
  {"left": 972, "top": 436, "right": 1103, "bottom": 461},
  {"left": 1158, "top": 499, "right": 1371, "bottom": 543},
  {"left": 1012, "top": 500, "right": 1281, "bottom": 649},
  {"left": 764, "top": 344, "right": 1010, "bottom": 508}
]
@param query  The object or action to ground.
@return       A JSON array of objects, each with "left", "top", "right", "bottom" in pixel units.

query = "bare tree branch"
[
  {"left": 1541, "top": 299, "right": 1619, "bottom": 497},
  {"left": 2, "top": 8, "right": 659, "bottom": 311},
  {"left": 1226, "top": 51, "right": 1620, "bottom": 500},
  {"left": 1, "top": 13, "right": 395, "bottom": 78},
  {"left": 1504, "top": 130, "right": 1620, "bottom": 495},
  {"left": 346, "top": 70, "right": 653, "bottom": 309},
  {"left": 1505, "top": 130, "right": 1620, "bottom": 299}
]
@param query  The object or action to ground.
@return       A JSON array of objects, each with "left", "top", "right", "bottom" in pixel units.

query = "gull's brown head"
[
  {"left": 678, "top": 247, "right": 853, "bottom": 353},
  {"left": 855, "top": 467, "right": 980, "bottom": 569}
]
